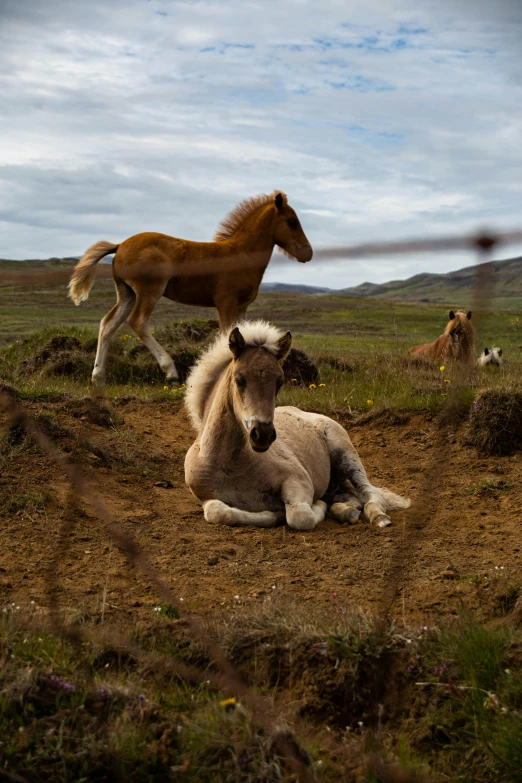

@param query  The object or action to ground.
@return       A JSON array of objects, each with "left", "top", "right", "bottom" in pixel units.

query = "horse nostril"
[{"left": 249, "top": 422, "right": 276, "bottom": 448}]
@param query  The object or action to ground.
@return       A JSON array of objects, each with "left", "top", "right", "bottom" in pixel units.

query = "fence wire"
[{"left": 0, "top": 224, "right": 519, "bottom": 782}]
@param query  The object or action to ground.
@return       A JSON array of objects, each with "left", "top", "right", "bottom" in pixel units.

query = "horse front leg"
[
  {"left": 281, "top": 478, "right": 327, "bottom": 531},
  {"left": 216, "top": 297, "right": 240, "bottom": 332},
  {"left": 203, "top": 499, "right": 284, "bottom": 528}
]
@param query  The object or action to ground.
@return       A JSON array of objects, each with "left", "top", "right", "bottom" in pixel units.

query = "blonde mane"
[
  {"left": 185, "top": 320, "right": 284, "bottom": 430},
  {"left": 213, "top": 191, "right": 287, "bottom": 241},
  {"left": 444, "top": 311, "right": 474, "bottom": 340}
]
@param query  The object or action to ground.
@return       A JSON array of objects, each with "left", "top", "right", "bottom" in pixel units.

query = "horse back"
[{"left": 408, "top": 334, "right": 448, "bottom": 358}]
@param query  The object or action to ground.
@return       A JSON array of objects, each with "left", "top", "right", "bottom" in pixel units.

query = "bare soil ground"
[{"left": 2, "top": 397, "right": 521, "bottom": 627}]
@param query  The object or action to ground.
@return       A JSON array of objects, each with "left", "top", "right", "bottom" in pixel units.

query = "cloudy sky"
[{"left": 1, "top": 0, "right": 522, "bottom": 289}]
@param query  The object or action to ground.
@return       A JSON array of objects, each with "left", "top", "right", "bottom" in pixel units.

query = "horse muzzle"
[
  {"left": 295, "top": 243, "right": 313, "bottom": 263},
  {"left": 248, "top": 421, "right": 277, "bottom": 452}
]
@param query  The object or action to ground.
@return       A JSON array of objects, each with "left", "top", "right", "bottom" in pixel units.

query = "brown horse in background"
[
  {"left": 68, "top": 191, "right": 312, "bottom": 386},
  {"left": 408, "top": 310, "right": 476, "bottom": 362}
]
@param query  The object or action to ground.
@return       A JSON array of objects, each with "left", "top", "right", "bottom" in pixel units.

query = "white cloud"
[{"left": 0, "top": 0, "right": 521, "bottom": 288}]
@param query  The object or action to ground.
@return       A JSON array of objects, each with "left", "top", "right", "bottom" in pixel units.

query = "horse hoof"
[
  {"left": 343, "top": 508, "right": 361, "bottom": 524},
  {"left": 374, "top": 514, "right": 392, "bottom": 528}
]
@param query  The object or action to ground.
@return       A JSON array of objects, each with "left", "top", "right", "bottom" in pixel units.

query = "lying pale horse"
[
  {"left": 184, "top": 321, "right": 410, "bottom": 530},
  {"left": 478, "top": 346, "right": 503, "bottom": 366},
  {"left": 68, "top": 191, "right": 312, "bottom": 386},
  {"left": 408, "top": 310, "right": 475, "bottom": 362}
]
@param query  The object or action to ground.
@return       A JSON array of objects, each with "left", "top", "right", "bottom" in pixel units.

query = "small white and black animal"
[{"left": 478, "top": 347, "right": 503, "bottom": 366}]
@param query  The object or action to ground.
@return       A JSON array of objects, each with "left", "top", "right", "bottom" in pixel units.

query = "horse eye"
[
  {"left": 287, "top": 217, "right": 299, "bottom": 230},
  {"left": 236, "top": 376, "right": 246, "bottom": 389}
]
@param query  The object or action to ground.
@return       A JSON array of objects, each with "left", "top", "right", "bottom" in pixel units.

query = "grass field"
[{"left": 2, "top": 266, "right": 522, "bottom": 416}]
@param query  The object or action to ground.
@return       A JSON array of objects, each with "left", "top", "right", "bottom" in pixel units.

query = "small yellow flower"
[
  {"left": 443, "top": 379, "right": 451, "bottom": 384},
  {"left": 219, "top": 697, "right": 237, "bottom": 708},
  {"left": 367, "top": 399, "right": 373, "bottom": 406},
  {"left": 309, "top": 383, "right": 317, "bottom": 389},
  {"left": 163, "top": 386, "right": 168, "bottom": 391},
  {"left": 319, "top": 383, "right": 326, "bottom": 387},
  {"left": 439, "top": 365, "right": 445, "bottom": 372}
]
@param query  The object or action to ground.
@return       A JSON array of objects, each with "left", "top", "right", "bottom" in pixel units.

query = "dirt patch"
[{"left": 1, "top": 399, "right": 522, "bottom": 627}]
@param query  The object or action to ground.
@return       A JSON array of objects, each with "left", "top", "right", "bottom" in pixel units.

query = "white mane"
[{"left": 185, "top": 320, "right": 285, "bottom": 430}]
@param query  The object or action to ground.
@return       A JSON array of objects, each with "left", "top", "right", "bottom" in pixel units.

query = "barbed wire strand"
[{"left": 0, "top": 228, "right": 521, "bottom": 287}]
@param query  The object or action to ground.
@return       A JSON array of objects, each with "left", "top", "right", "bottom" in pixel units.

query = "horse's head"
[
  {"left": 479, "top": 346, "right": 503, "bottom": 366},
  {"left": 228, "top": 325, "right": 292, "bottom": 452},
  {"left": 447, "top": 310, "right": 475, "bottom": 358},
  {"left": 272, "top": 192, "right": 313, "bottom": 263}
]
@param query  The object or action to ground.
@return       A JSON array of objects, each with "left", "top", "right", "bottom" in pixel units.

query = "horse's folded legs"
[
  {"left": 330, "top": 501, "right": 362, "bottom": 525},
  {"left": 203, "top": 499, "right": 283, "bottom": 528},
  {"left": 363, "top": 501, "right": 392, "bottom": 528},
  {"left": 285, "top": 500, "right": 327, "bottom": 531}
]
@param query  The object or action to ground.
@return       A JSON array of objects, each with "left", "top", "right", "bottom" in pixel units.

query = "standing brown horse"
[
  {"left": 408, "top": 310, "right": 476, "bottom": 362},
  {"left": 68, "top": 191, "right": 312, "bottom": 386}
]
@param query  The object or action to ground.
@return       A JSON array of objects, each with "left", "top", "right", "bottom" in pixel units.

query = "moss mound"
[
  {"left": 282, "top": 348, "right": 319, "bottom": 386},
  {"left": 468, "top": 390, "right": 522, "bottom": 456},
  {"left": 3, "top": 320, "right": 319, "bottom": 390}
]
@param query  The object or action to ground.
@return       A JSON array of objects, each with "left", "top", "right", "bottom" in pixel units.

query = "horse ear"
[
  {"left": 274, "top": 192, "right": 285, "bottom": 212},
  {"left": 276, "top": 331, "right": 292, "bottom": 361},
  {"left": 484, "top": 347, "right": 489, "bottom": 355},
  {"left": 466, "top": 311, "right": 472, "bottom": 320},
  {"left": 449, "top": 310, "right": 455, "bottom": 320},
  {"left": 229, "top": 326, "right": 245, "bottom": 359}
]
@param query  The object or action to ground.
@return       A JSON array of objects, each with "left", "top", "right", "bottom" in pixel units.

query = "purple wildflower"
[{"left": 138, "top": 694, "right": 146, "bottom": 702}]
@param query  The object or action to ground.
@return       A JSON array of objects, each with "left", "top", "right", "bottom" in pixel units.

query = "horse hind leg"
[
  {"left": 330, "top": 488, "right": 363, "bottom": 525},
  {"left": 127, "top": 286, "right": 179, "bottom": 382},
  {"left": 325, "top": 420, "right": 410, "bottom": 528},
  {"left": 92, "top": 280, "right": 135, "bottom": 386}
]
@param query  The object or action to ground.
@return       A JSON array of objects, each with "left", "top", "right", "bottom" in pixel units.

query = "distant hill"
[
  {"left": 260, "top": 282, "right": 332, "bottom": 295},
  {"left": 339, "top": 255, "right": 522, "bottom": 308}
]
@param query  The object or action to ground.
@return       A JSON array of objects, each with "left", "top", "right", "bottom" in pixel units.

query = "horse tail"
[{"left": 68, "top": 241, "right": 119, "bottom": 305}]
